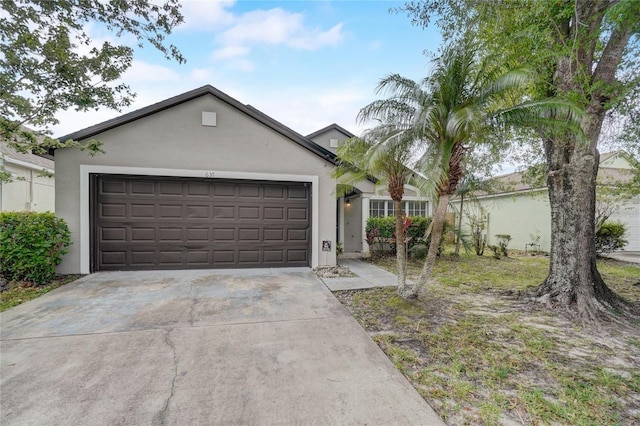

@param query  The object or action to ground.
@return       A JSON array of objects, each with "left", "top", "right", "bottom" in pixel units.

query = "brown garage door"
[{"left": 91, "top": 175, "right": 311, "bottom": 271}]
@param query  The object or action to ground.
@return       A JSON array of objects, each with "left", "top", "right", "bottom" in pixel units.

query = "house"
[
  {"left": 455, "top": 152, "right": 639, "bottom": 252},
  {"left": 306, "top": 124, "right": 431, "bottom": 254},
  {"left": 51, "top": 85, "right": 428, "bottom": 274},
  {"left": 0, "top": 137, "right": 55, "bottom": 212}
]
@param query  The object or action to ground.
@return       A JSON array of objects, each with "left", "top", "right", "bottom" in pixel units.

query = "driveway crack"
[
  {"left": 189, "top": 281, "right": 197, "bottom": 327},
  {"left": 154, "top": 328, "right": 178, "bottom": 426}
]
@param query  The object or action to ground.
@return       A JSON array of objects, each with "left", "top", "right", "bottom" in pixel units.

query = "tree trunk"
[
  {"left": 454, "top": 193, "right": 464, "bottom": 256},
  {"left": 536, "top": 142, "right": 625, "bottom": 320},
  {"left": 394, "top": 199, "right": 411, "bottom": 297},
  {"left": 533, "top": 1, "right": 639, "bottom": 321},
  {"left": 413, "top": 192, "right": 450, "bottom": 294}
]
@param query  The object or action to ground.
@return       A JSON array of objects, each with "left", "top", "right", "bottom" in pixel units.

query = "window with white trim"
[
  {"left": 369, "top": 200, "right": 386, "bottom": 217},
  {"left": 369, "top": 200, "right": 428, "bottom": 217},
  {"left": 406, "top": 201, "right": 427, "bottom": 216}
]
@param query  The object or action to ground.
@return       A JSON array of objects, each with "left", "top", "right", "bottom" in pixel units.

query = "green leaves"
[
  {"left": 1, "top": 0, "right": 184, "bottom": 149},
  {"left": 0, "top": 212, "right": 71, "bottom": 284}
]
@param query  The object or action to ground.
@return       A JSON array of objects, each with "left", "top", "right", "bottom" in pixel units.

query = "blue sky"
[{"left": 53, "top": 0, "right": 442, "bottom": 137}]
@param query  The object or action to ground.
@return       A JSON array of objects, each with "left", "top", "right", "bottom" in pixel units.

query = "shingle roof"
[
  {"left": 305, "top": 123, "right": 355, "bottom": 140},
  {"left": 1, "top": 129, "right": 55, "bottom": 170},
  {"left": 485, "top": 152, "right": 635, "bottom": 195}
]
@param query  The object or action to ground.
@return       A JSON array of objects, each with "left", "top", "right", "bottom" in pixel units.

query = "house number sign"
[{"left": 204, "top": 171, "right": 215, "bottom": 178}]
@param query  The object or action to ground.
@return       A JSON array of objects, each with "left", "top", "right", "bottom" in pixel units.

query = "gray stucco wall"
[
  {"left": 308, "top": 128, "right": 351, "bottom": 154},
  {"left": 55, "top": 94, "right": 337, "bottom": 273}
]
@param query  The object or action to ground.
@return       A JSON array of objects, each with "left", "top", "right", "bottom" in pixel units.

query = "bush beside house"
[{"left": 0, "top": 212, "right": 70, "bottom": 284}]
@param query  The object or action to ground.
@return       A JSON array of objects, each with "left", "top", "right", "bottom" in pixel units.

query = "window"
[
  {"left": 406, "top": 201, "right": 427, "bottom": 216},
  {"left": 369, "top": 200, "right": 386, "bottom": 217},
  {"left": 369, "top": 200, "right": 428, "bottom": 217},
  {"left": 329, "top": 138, "right": 339, "bottom": 148}
]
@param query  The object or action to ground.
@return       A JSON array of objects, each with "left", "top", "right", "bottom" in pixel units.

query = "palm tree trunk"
[
  {"left": 454, "top": 193, "right": 464, "bottom": 256},
  {"left": 413, "top": 193, "right": 450, "bottom": 293},
  {"left": 394, "top": 199, "right": 411, "bottom": 297}
]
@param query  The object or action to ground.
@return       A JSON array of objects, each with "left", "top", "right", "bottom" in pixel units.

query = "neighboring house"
[
  {"left": 51, "top": 85, "right": 431, "bottom": 274},
  {"left": 455, "top": 152, "right": 639, "bottom": 252},
  {"left": 0, "top": 138, "right": 55, "bottom": 212},
  {"left": 306, "top": 124, "right": 431, "bottom": 254}
]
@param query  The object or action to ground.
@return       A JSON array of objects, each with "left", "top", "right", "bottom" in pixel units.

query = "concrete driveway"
[{"left": 1, "top": 268, "right": 443, "bottom": 425}]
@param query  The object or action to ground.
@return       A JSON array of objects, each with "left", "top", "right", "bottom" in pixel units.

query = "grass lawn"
[
  {"left": 335, "top": 252, "right": 640, "bottom": 425},
  {"left": 1, "top": 275, "right": 83, "bottom": 312}
]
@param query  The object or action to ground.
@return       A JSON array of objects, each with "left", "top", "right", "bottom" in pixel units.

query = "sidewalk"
[
  {"left": 320, "top": 258, "right": 400, "bottom": 291},
  {"left": 606, "top": 251, "right": 640, "bottom": 265}
]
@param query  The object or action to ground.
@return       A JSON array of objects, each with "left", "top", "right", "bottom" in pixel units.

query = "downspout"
[{"left": 29, "top": 168, "right": 34, "bottom": 211}]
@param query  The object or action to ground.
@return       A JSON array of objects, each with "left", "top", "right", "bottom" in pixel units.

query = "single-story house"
[
  {"left": 453, "top": 151, "right": 639, "bottom": 252},
  {"left": 1, "top": 137, "right": 55, "bottom": 212},
  {"left": 52, "top": 85, "right": 429, "bottom": 274}
]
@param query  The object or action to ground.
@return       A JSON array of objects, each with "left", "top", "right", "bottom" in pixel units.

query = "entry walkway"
[{"left": 321, "top": 258, "right": 401, "bottom": 291}]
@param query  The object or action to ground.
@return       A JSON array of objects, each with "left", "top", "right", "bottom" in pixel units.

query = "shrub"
[
  {"left": 0, "top": 212, "right": 71, "bottom": 284},
  {"left": 468, "top": 215, "right": 486, "bottom": 256},
  {"left": 366, "top": 216, "right": 433, "bottom": 255},
  {"left": 409, "top": 244, "right": 428, "bottom": 260},
  {"left": 595, "top": 221, "right": 627, "bottom": 255},
  {"left": 488, "top": 245, "right": 501, "bottom": 259},
  {"left": 495, "top": 234, "right": 512, "bottom": 257}
]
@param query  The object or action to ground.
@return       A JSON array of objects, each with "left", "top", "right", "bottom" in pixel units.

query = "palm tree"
[
  {"left": 359, "top": 41, "right": 559, "bottom": 297},
  {"left": 332, "top": 124, "right": 418, "bottom": 297}
]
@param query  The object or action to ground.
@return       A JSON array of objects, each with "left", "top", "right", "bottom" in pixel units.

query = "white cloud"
[
  {"left": 214, "top": 7, "right": 344, "bottom": 58},
  {"left": 212, "top": 45, "right": 250, "bottom": 59},
  {"left": 178, "top": 0, "right": 236, "bottom": 30},
  {"left": 288, "top": 23, "right": 344, "bottom": 50}
]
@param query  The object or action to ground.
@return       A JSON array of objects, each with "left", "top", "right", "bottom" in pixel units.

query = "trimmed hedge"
[
  {"left": 0, "top": 212, "right": 71, "bottom": 284},
  {"left": 366, "top": 216, "right": 434, "bottom": 255}
]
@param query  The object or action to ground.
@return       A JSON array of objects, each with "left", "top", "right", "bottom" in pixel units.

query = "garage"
[{"left": 92, "top": 174, "right": 311, "bottom": 271}]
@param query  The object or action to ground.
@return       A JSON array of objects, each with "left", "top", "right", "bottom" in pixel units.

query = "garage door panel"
[
  {"left": 187, "top": 228, "right": 209, "bottom": 241},
  {"left": 131, "top": 251, "right": 155, "bottom": 266},
  {"left": 186, "top": 250, "right": 209, "bottom": 264},
  {"left": 264, "top": 228, "right": 284, "bottom": 241},
  {"left": 101, "top": 228, "right": 127, "bottom": 242},
  {"left": 264, "top": 186, "right": 284, "bottom": 199},
  {"left": 131, "top": 204, "right": 155, "bottom": 218},
  {"left": 131, "top": 227, "right": 155, "bottom": 241},
  {"left": 214, "top": 206, "right": 235, "bottom": 218},
  {"left": 238, "top": 206, "right": 260, "bottom": 219},
  {"left": 288, "top": 207, "right": 308, "bottom": 220},
  {"left": 187, "top": 182, "right": 210, "bottom": 196},
  {"left": 158, "top": 205, "right": 183, "bottom": 218},
  {"left": 186, "top": 205, "right": 209, "bottom": 218},
  {"left": 213, "top": 184, "right": 235, "bottom": 197},
  {"left": 93, "top": 175, "right": 311, "bottom": 270},
  {"left": 238, "top": 250, "right": 260, "bottom": 263},
  {"left": 287, "top": 249, "right": 308, "bottom": 262},
  {"left": 131, "top": 181, "right": 155, "bottom": 195},
  {"left": 159, "top": 182, "right": 183, "bottom": 195},
  {"left": 101, "top": 180, "right": 126, "bottom": 195},
  {"left": 101, "top": 204, "right": 126, "bottom": 218}
]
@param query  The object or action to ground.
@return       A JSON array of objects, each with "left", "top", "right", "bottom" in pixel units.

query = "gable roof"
[
  {"left": 51, "top": 85, "right": 339, "bottom": 165},
  {"left": 306, "top": 123, "right": 355, "bottom": 140}
]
